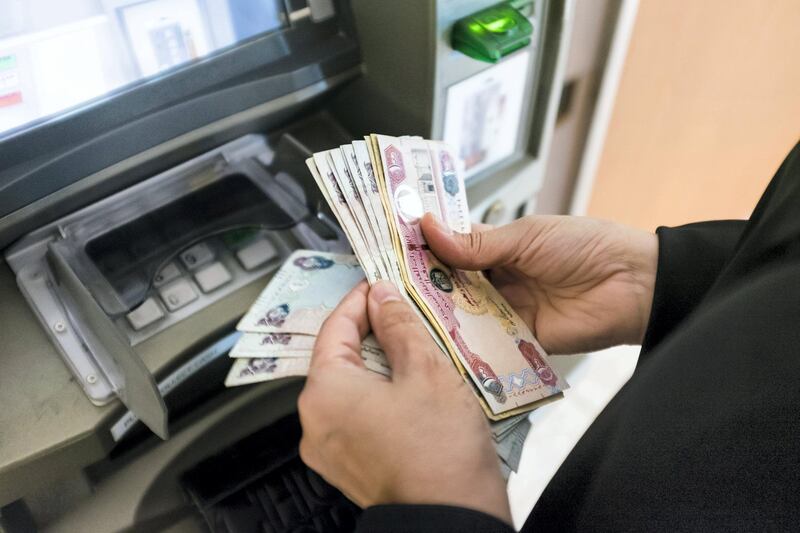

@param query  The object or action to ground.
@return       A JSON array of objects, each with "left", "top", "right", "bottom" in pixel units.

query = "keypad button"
[
  {"left": 126, "top": 297, "right": 164, "bottom": 331},
  {"left": 236, "top": 239, "right": 277, "bottom": 271},
  {"left": 153, "top": 262, "right": 181, "bottom": 287},
  {"left": 180, "top": 243, "right": 214, "bottom": 270},
  {"left": 194, "top": 262, "right": 232, "bottom": 293},
  {"left": 159, "top": 279, "right": 198, "bottom": 311}
]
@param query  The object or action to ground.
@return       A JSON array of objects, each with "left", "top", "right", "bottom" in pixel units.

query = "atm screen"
[{"left": 0, "top": 0, "right": 287, "bottom": 139}]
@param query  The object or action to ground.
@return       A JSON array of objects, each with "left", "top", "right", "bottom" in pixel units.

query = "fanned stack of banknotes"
[{"left": 226, "top": 135, "right": 568, "bottom": 475}]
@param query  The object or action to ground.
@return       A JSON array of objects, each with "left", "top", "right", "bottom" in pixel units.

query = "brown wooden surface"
[{"left": 587, "top": 0, "right": 800, "bottom": 230}]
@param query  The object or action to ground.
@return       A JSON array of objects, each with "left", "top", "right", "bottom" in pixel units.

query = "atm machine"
[{"left": 0, "top": 0, "right": 573, "bottom": 531}]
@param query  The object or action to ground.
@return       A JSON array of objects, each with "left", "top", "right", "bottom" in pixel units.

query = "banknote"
[
  {"left": 307, "top": 155, "right": 380, "bottom": 283},
  {"left": 371, "top": 134, "right": 567, "bottom": 417},
  {"left": 225, "top": 345, "right": 392, "bottom": 386},
  {"left": 342, "top": 143, "right": 400, "bottom": 284},
  {"left": 400, "top": 137, "right": 446, "bottom": 219},
  {"left": 328, "top": 149, "right": 389, "bottom": 280},
  {"left": 360, "top": 334, "right": 391, "bottom": 368},
  {"left": 229, "top": 332, "right": 316, "bottom": 358},
  {"left": 236, "top": 250, "right": 364, "bottom": 335},
  {"left": 362, "top": 358, "right": 392, "bottom": 376},
  {"left": 490, "top": 413, "right": 529, "bottom": 442},
  {"left": 353, "top": 140, "right": 406, "bottom": 284},
  {"left": 426, "top": 140, "right": 471, "bottom": 234},
  {"left": 231, "top": 334, "right": 389, "bottom": 369},
  {"left": 495, "top": 417, "right": 531, "bottom": 472},
  {"left": 225, "top": 357, "right": 311, "bottom": 387}
]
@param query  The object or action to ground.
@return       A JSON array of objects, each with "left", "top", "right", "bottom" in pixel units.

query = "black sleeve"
[
  {"left": 356, "top": 504, "right": 514, "bottom": 533},
  {"left": 640, "top": 220, "right": 745, "bottom": 356},
  {"left": 642, "top": 142, "right": 800, "bottom": 359}
]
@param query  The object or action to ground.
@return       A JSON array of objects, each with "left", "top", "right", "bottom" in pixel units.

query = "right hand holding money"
[
  {"left": 298, "top": 280, "right": 512, "bottom": 525},
  {"left": 422, "top": 213, "right": 659, "bottom": 355}
]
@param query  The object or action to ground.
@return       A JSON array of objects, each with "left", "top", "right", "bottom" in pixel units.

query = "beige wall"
[{"left": 587, "top": 0, "right": 800, "bottom": 231}]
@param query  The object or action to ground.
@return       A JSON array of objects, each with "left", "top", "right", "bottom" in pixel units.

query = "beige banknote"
[
  {"left": 341, "top": 143, "right": 400, "bottom": 284},
  {"left": 231, "top": 331, "right": 390, "bottom": 370},
  {"left": 426, "top": 139, "right": 471, "bottom": 234},
  {"left": 236, "top": 250, "right": 364, "bottom": 335},
  {"left": 328, "top": 149, "right": 389, "bottom": 280},
  {"left": 352, "top": 141, "right": 406, "bottom": 285},
  {"left": 307, "top": 155, "right": 380, "bottom": 283},
  {"left": 490, "top": 413, "right": 529, "bottom": 442},
  {"left": 229, "top": 332, "right": 316, "bottom": 358},
  {"left": 225, "top": 357, "right": 311, "bottom": 387},
  {"left": 226, "top": 346, "right": 391, "bottom": 386}
]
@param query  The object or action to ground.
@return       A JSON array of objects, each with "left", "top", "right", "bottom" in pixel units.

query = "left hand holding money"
[{"left": 298, "top": 281, "right": 512, "bottom": 524}]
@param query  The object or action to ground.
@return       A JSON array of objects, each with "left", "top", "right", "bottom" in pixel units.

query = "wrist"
[
  {"left": 378, "top": 464, "right": 512, "bottom": 525},
  {"left": 628, "top": 229, "right": 659, "bottom": 344}
]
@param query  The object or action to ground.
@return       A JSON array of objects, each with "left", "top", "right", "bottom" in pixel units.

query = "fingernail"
[
  {"left": 431, "top": 214, "right": 453, "bottom": 235},
  {"left": 371, "top": 281, "right": 402, "bottom": 304}
]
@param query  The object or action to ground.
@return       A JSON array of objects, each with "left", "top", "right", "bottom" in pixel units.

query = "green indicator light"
[
  {"left": 485, "top": 16, "right": 516, "bottom": 33},
  {"left": 468, "top": 21, "right": 485, "bottom": 34},
  {"left": 221, "top": 227, "right": 259, "bottom": 248},
  {"left": 451, "top": 2, "right": 533, "bottom": 63}
]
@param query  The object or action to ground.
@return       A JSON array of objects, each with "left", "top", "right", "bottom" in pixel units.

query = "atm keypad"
[
  {"left": 121, "top": 235, "right": 283, "bottom": 342},
  {"left": 180, "top": 243, "right": 214, "bottom": 270},
  {"left": 153, "top": 261, "right": 181, "bottom": 287},
  {"left": 194, "top": 262, "right": 232, "bottom": 293},
  {"left": 126, "top": 297, "right": 165, "bottom": 331},
  {"left": 159, "top": 279, "right": 199, "bottom": 311},
  {"left": 236, "top": 239, "right": 277, "bottom": 271}
]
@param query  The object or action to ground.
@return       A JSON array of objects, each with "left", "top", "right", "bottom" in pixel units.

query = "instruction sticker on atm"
[
  {"left": 0, "top": 54, "right": 22, "bottom": 108},
  {"left": 443, "top": 50, "right": 530, "bottom": 179}
]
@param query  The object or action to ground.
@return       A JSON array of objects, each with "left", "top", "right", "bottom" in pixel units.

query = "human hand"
[
  {"left": 422, "top": 213, "right": 658, "bottom": 354},
  {"left": 298, "top": 281, "right": 511, "bottom": 524}
]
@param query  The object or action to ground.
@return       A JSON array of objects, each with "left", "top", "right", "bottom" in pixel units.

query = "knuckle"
[
  {"left": 298, "top": 437, "right": 315, "bottom": 467},
  {"left": 379, "top": 303, "right": 420, "bottom": 333},
  {"left": 324, "top": 430, "right": 347, "bottom": 458},
  {"left": 297, "top": 388, "right": 309, "bottom": 410},
  {"left": 416, "top": 350, "right": 445, "bottom": 376},
  {"left": 317, "top": 314, "right": 335, "bottom": 336},
  {"left": 297, "top": 388, "right": 316, "bottom": 420},
  {"left": 464, "top": 230, "right": 485, "bottom": 256}
]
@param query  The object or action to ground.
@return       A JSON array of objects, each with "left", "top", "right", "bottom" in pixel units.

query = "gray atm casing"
[{"left": 0, "top": 1, "right": 574, "bottom": 530}]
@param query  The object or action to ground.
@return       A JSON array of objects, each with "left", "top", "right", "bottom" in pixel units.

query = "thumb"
[
  {"left": 421, "top": 213, "right": 514, "bottom": 271},
  {"left": 367, "top": 281, "right": 445, "bottom": 379}
]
